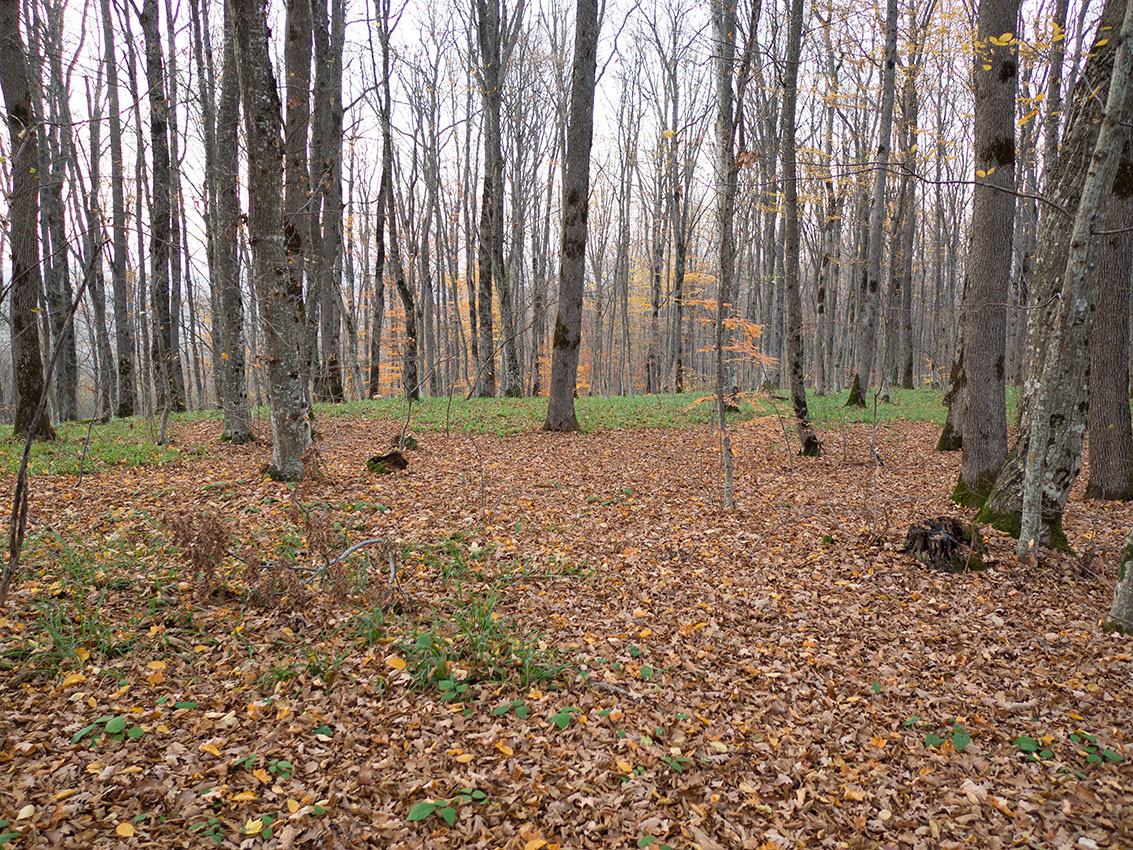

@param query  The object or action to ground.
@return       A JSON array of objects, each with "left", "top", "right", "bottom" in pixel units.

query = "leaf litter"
[{"left": 0, "top": 414, "right": 1129, "bottom": 849}]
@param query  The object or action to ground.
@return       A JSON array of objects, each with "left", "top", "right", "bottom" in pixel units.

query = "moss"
[
  {"left": 1102, "top": 619, "right": 1132, "bottom": 635},
  {"left": 845, "top": 374, "right": 866, "bottom": 408},
  {"left": 974, "top": 502, "right": 1074, "bottom": 555},
  {"left": 952, "top": 476, "right": 982, "bottom": 508},
  {"left": 974, "top": 502, "right": 1021, "bottom": 538}
]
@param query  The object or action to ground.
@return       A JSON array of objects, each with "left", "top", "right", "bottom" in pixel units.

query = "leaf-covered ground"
[{"left": 0, "top": 409, "right": 1129, "bottom": 850}]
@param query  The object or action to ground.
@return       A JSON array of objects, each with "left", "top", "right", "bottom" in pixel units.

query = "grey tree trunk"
[
  {"left": 1085, "top": 128, "right": 1133, "bottom": 500},
  {"left": 709, "top": 0, "right": 754, "bottom": 507},
  {"left": 99, "top": 0, "right": 135, "bottom": 417},
  {"left": 1107, "top": 528, "right": 1133, "bottom": 633},
  {"left": 848, "top": 0, "right": 898, "bottom": 406},
  {"left": 978, "top": 0, "right": 1133, "bottom": 550},
  {"left": 781, "top": 0, "right": 819, "bottom": 455},
  {"left": 231, "top": 0, "right": 312, "bottom": 479},
  {"left": 40, "top": 1, "right": 77, "bottom": 421},
  {"left": 543, "top": 0, "right": 598, "bottom": 432},
  {"left": 140, "top": 0, "right": 181, "bottom": 416},
  {"left": 84, "top": 80, "right": 115, "bottom": 422},
  {"left": 284, "top": 0, "right": 312, "bottom": 397},
  {"left": 956, "top": 0, "right": 1021, "bottom": 504},
  {"left": 473, "top": 0, "right": 525, "bottom": 398},
  {"left": 376, "top": 0, "right": 417, "bottom": 399},
  {"left": 0, "top": 0, "right": 54, "bottom": 439},
  {"left": 214, "top": 3, "right": 253, "bottom": 442}
]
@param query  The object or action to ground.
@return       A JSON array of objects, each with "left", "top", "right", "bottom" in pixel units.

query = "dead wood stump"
[
  {"left": 903, "top": 517, "right": 987, "bottom": 573},
  {"left": 366, "top": 450, "right": 408, "bottom": 474}
]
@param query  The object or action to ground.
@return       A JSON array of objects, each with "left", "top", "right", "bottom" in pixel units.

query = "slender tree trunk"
[
  {"left": 140, "top": 0, "right": 180, "bottom": 417},
  {"left": 284, "top": 0, "right": 312, "bottom": 397},
  {"left": 0, "top": 0, "right": 54, "bottom": 439},
  {"left": 781, "top": 0, "right": 820, "bottom": 455},
  {"left": 1107, "top": 528, "right": 1133, "bottom": 632},
  {"left": 84, "top": 80, "right": 115, "bottom": 422},
  {"left": 231, "top": 0, "right": 312, "bottom": 479},
  {"left": 956, "top": 0, "right": 1021, "bottom": 504},
  {"left": 849, "top": 0, "right": 898, "bottom": 405},
  {"left": 214, "top": 3, "right": 253, "bottom": 442},
  {"left": 543, "top": 0, "right": 598, "bottom": 432},
  {"left": 100, "top": 0, "right": 135, "bottom": 417}
]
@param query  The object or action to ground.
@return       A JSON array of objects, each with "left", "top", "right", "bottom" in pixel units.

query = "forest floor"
[{"left": 0, "top": 391, "right": 1129, "bottom": 850}]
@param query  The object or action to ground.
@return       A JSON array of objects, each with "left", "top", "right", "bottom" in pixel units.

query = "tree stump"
[
  {"left": 366, "top": 451, "right": 408, "bottom": 474},
  {"left": 903, "top": 517, "right": 987, "bottom": 573}
]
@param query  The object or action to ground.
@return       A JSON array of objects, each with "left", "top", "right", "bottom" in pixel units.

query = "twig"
[
  {"left": 75, "top": 416, "right": 96, "bottom": 488},
  {"left": 2, "top": 240, "right": 106, "bottom": 606},
  {"left": 299, "top": 537, "right": 395, "bottom": 585}
]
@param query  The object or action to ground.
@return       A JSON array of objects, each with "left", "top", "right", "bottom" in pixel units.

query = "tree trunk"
[
  {"left": 0, "top": 0, "right": 54, "bottom": 439},
  {"left": 1085, "top": 127, "right": 1133, "bottom": 500},
  {"left": 84, "top": 81, "right": 115, "bottom": 422},
  {"left": 1107, "top": 528, "right": 1133, "bottom": 633},
  {"left": 214, "top": 3, "right": 254, "bottom": 442},
  {"left": 543, "top": 0, "right": 598, "bottom": 432},
  {"left": 284, "top": 0, "right": 312, "bottom": 397},
  {"left": 849, "top": 0, "right": 898, "bottom": 405},
  {"left": 140, "top": 0, "right": 180, "bottom": 417},
  {"left": 231, "top": 0, "right": 312, "bottom": 479},
  {"left": 978, "top": 0, "right": 1133, "bottom": 550},
  {"left": 955, "top": 0, "right": 1021, "bottom": 505},
  {"left": 781, "top": 0, "right": 820, "bottom": 455}
]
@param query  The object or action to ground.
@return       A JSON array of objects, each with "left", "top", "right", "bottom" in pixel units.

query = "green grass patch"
[
  {"left": 317, "top": 392, "right": 753, "bottom": 435},
  {"left": 0, "top": 411, "right": 215, "bottom": 476},
  {"left": 752, "top": 386, "right": 1020, "bottom": 428}
]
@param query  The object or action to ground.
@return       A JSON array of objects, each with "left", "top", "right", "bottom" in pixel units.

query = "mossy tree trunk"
[
  {"left": 978, "top": 0, "right": 1133, "bottom": 550},
  {"left": 957, "top": 0, "right": 1020, "bottom": 504}
]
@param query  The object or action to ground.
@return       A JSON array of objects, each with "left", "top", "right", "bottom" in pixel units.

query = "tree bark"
[
  {"left": 140, "top": 0, "right": 181, "bottom": 416},
  {"left": 781, "top": 0, "right": 820, "bottom": 455},
  {"left": 0, "top": 0, "right": 54, "bottom": 439},
  {"left": 956, "top": 0, "right": 1021, "bottom": 505},
  {"left": 214, "top": 3, "right": 254, "bottom": 442},
  {"left": 231, "top": 0, "right": 312, "bottom": 479},
  {"left": 1085, "top": 127, "right": 1133, "bottom": 500},
  {"left": 978, "top": 0, "right": 1133, "bottom": 549},
  {"left": 1107, "top": 527, "right": 1133, "bottom": 633},
  {"left": 849, "top": 0, "right": 898, "bottom": 405},
  {"left": 99, "top": 0, "right": 135, "bottom": 417},
  {"left": 284, "top": 0, "right": 312, "bottom": 398},
  {"left": 543, "top": 0, "right": 598, "bottom": 432}
]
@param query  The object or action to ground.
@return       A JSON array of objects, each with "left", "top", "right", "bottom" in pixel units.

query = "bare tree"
[
  {"left": 230, "top": 0, "right": 312, "bottom": 478},
  {"left": 780, "top": 0, "right": 819, "bottom": 456},
  {"left": 213, "top": 2, "right": 254, "bottom": 442},
  {"left": 543, "top": 0, "right": 599, "bottom": 431},
  {"left": 847, "top": 0, "right": 898, "bottom": 406},
  {"left": 0, "top": 0, "right": 54, "bottom": 439}
]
